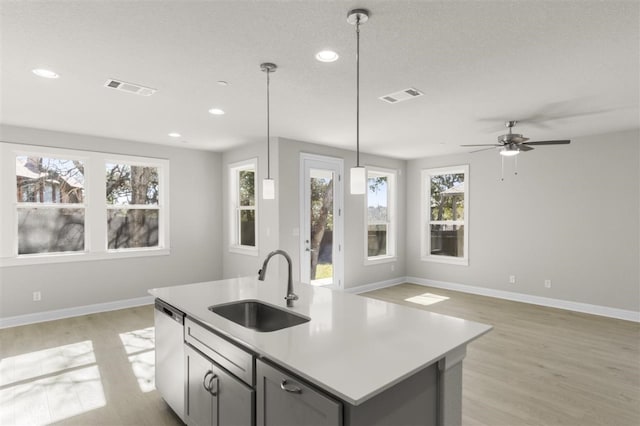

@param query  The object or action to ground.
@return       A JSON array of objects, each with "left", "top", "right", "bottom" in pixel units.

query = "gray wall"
[
  {"left": 406, "top": 129, "right": 640, "bottom": 312},
  {"left": 0, "top": 125, "right": 223, "bottom": 317},
  {"left": 277, "top": 137, "right": 407, "bottom": 289},
  {"left": 221, "top": 140, "right": 280, "bottom": 279}
]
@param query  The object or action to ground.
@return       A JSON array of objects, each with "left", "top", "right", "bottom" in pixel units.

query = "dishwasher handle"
[{"left": 155, "top": 299, "right": 185, "bottom": 325}]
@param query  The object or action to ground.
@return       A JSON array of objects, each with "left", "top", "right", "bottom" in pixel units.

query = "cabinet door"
[
  {"left": 185, "top": 345, "right": 214, "bottom": 426},
  {"left": 212, "top": 362, "right": 254, "bottom": 426},
  {"left": 256, "top": 360, "right": 342, "bottom": 426}
]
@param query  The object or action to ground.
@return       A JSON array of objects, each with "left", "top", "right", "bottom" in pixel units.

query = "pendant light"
[
  {"left": 347, "top": 8, "right": 369, "bottom": 195},
  {"left": 261, "top": 62, "right": 277, "bottom": 199}
]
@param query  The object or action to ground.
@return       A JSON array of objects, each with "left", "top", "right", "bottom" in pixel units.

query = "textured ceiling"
[{"left": 1, "top": 1, "right": 638, "bottom": 159}]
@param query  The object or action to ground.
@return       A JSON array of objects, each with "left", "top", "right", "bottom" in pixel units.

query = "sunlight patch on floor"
[
  {"left": 405, "top": 292, "right": 450, "bottom": 306},
  {"left": 119, "top": 327, "right": 156, "bottom": 393},
  {"left": 0, "top": 341, "right": 105, "bottom": 426}
]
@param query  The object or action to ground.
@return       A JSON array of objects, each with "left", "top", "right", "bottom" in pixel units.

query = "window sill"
[
  {"left": 0, "top": 248, "right": 171, "bottom": 267},
  {"left": 364, "top": 256, "right": 397, "bottom": 266},
  {"left": 228, "top": 246, "right": 259, "bottom": 257},
  {"left": 421, "top": 255, "right": 468, "bottom": 266}
]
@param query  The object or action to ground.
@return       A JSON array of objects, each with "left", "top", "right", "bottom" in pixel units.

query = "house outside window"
[
  {"left": 421, "top": 165, "right": 469, "bottom": 265},
  {"left": 0, "top": 143, "right": 169, "bottom": 266},
  {"left": 15, "top": 155, "right": 86, "bottom": 255},
  {"left": 365, "top": 167, "right": 396, "bottom": 263},
  {"left": 229, "top": 159, "right": 258, "bottom": 254}
]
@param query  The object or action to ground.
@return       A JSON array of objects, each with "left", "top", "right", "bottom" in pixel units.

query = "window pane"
[
  {"left": 106, "top": 163, "right": 159, "bottom": 206},
  {"left": 239, "top": 170, "right": 255, "bottom": 206},
  {"left": 239, "top": 210, "right": 255, "bottom": 246},
  {"left": 368, "top": 176, "right": 388, "bottom": 222},
  {"left": 107, "top": 209, "right": 159, "bottom": 249},
  {"left": 18, "top": 208, "right": 85, "bottom": 254},
  {"left": 430, "top": 224, "right": 464, "bottom": 257},
  {"left": 430, "top": 173, "right": 464, "bottom": 221},
  {"left": 368, "top": 224, "right": 387, "bottom": 257},
  {"left": 16, "top": 156, "right": 84, "bottom": 203}
]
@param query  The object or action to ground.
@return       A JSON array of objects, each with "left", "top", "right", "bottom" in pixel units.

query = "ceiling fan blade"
[
  {"left": 511, "top": 136, "right": 529, "bottom": 143},
  {"left": 518, "top": 144, "right": 534, "bottom": 152},
  {"left": 469, "top": 147, "right": 497, "bottom": 153},
  {"left": 523, "top": 140, "right": 571, "bottom": 145},
  {"left": 460, "top": 144, "right": 502, "bottom": 147}
]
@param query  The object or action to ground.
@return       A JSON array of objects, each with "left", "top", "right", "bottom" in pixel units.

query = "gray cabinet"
[
  {"left": 256, "top": 359, "right": 342, "bottom": 426},
  {"left": 185, "top": 344, "right": 254, "bottom": 426}
]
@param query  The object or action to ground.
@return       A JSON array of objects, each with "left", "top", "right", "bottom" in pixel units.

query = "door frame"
[{"left": 299, "top": 153, "right": 344, "bottom": 289}]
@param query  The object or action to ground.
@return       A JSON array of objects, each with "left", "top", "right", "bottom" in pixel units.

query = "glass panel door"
[{"left": 300, "top": 154, "right": 343, "bottom": 288}]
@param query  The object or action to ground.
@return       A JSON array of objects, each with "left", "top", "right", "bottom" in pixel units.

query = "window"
[
  {"left": 229, "top": 159, "right": 257, "bottom": 254},
  {"left": 106, "top": 161, "right": 161, "bottom": 250},
  {"left": 0, "top": 143, "right": 169, "bottom": 266},
  {"left": 421, "top": 165, "right": 469, "bottom": 265},
  {"left": 16, "top": 154, "right": 86, "bottom": 255},
  {"left": 365, "top": 167, "right": 396, "bottom": 262}
]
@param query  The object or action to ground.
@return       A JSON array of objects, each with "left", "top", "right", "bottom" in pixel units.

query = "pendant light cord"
[
  {"left": 356, "top": 16, "right": 361, "bottom": 168},
  {"left": 266, "top": 68, "right": 271, "bottom": 179}
]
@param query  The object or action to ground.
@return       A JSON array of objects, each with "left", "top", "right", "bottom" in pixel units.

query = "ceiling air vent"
[
  {"left": 379, "top": 87, "right": 424, "bottom": 104},
  {"left": 104, "top": 79, "right": 157, "bottom": 96}
]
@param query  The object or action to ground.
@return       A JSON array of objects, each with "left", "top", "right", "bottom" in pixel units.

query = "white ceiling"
[{"left": 1, "top": 1, "right": 638, "bottom": 159}]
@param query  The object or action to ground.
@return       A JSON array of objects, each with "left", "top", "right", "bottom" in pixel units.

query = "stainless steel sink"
[{"left": 209, "top": 300, "right": 310, "bottom": 332}]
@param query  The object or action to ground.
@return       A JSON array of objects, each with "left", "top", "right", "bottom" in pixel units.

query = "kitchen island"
[{"left": 150, "top": 276, "right": 491, "bottom": 426}]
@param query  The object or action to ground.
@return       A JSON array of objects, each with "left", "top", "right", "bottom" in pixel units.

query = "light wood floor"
[
  {"left": 1, "top": 284, "right": 638, "bottom": 426},
  {"left": 363, "top": 284, "right": 640, "bottom": 426}
]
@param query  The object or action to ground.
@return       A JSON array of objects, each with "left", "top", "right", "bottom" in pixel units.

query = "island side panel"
[
  {"left": 437, "top": 345, "right": 467, "bottom": 426},
  {"left": 343, "top": 363, "right": 438, "bottom": 426}
]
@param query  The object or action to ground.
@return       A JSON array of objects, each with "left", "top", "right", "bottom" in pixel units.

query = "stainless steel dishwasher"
[{"left": 154, "top": 299, "right": 185, "bottom": 422}]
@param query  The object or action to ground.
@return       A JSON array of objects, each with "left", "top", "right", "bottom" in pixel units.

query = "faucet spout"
[{"left": 258, "top": 250, "right": 298, "bottom": 307}]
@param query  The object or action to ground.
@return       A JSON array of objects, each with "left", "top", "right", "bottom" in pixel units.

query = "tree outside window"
[
  {"left": 422, "top": 165, "right": 469, "bottom": 265},
  {"left": 16, "top": 155, "right": 86, "bottom": 255},
  {"left": 366, "top": 167, "right": 396, "bottom": 261},
  {"left": 106, "top": 163, "right": 160, "bottom": 250},
  {"left": 229, "top": 160, "right": 257, "bottom": 252}
]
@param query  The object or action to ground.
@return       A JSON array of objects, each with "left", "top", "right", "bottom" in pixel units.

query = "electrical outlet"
[
  {"left": 509, "top": 275, "right": 516, "bottom": 284},
  {"left": 544, "top": 279, "right": 552, "bottom": 288},
  {"left": 33, "top": 291, "right": 41, "bottom": 301}
]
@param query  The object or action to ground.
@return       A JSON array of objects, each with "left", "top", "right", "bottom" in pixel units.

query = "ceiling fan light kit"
[
  {"left": 500, "top": 145, "right": 520, "bottom": 157},
  {"left": 348, "top": 8, "right": 370, "bottom": 195}
]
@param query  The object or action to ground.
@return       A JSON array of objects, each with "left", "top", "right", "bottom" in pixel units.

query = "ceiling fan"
[{"left": 462, "top": 121, "right": 570, "bottom": 156}]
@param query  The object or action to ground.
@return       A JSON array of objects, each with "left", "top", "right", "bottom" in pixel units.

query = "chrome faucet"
[{"left": 258, "top": 250, "right": 298, "bottom": 307}]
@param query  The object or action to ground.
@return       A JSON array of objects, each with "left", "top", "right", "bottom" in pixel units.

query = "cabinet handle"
[
  {"left": 203, "top": 371, "right": 214, "bottom": 392},
  {"left": 280, "top": 379, "right": 302, "bottom": 394},
  {"left": 208, "top": 374, "right": 218, "bottom": 396}
]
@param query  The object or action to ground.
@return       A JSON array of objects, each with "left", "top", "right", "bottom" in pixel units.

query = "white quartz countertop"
[{"left": 149, "top": 276, "right": 491, "bottom": 405}]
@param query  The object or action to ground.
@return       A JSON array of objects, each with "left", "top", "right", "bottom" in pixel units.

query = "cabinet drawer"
[
  {"left": 257, "top": 359, "right": 342, "bottom": 426},
  {"left": 185, "top": 317, "right": 254, "bottom": 386}
]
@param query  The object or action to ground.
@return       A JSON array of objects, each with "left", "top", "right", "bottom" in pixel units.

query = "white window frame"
[
  {"left": 364, "top": 166, "right": 397, "bottom": 264},
  {"left": 0, "top": 142, "right": 170, "bottom": 267},
  {"left": 421, "top": 165, "right": 469, "bottom": 266},
  {"left": 228, "top": 158, "right": 258, "bottom": 256}
]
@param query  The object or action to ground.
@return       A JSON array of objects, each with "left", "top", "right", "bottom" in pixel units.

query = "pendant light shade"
[
  {"left": 261, "top": 62, "right": 277, "bottom": 200},
  {"left": 348, "top": 8, "right": 370, "bottom": 195},
  {"left": 350, "top": 166, "right": 366, "bottom": 194},
  {"left": 263, "top": 178, "right": 275, "bottom": 199}
]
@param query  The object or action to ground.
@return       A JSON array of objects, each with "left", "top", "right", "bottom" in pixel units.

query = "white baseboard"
[
  {"left": 0, "top": 295, "right": 154, "bottom": 329},
  {"left": 406, "top": 276, "right": 640, "bottom": 323},
  {"left": 343, "top": 277, "right": 405, "bottom": 294}
]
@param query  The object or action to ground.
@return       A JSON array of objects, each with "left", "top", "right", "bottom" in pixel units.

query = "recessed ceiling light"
[
  {"left": 32, "top": 68, "right": 59, "bottom": 79},
  {"left": 315, "top": 50, "right": 339, "bottom": 62},
  {"left": 208, "top": 108, "right": 225, "bottom": 115},
  {"left": 168, "top": 132, "right": 181, "bottom": 138}
]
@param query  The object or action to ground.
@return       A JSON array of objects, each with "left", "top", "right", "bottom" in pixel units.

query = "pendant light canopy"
[
  {"left": 261, "top": 62, "right": 277, "bottom": 199},
  {"left": 348, "top": 8, "right": 369, "bottom": 195}
]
